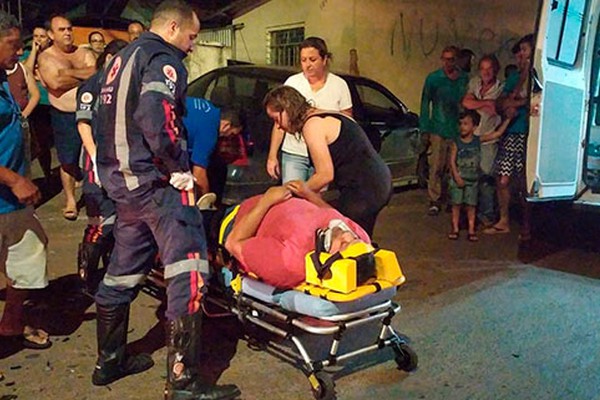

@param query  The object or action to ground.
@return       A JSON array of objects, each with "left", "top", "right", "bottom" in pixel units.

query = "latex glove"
[
  {"left": 91, "top": 154, "right": 101, "bottom": 187},
  {"left": 169, "top": 171, "right": 195, "bottom": 191}
]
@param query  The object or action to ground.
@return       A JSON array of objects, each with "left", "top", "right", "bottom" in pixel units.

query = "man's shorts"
[
  {"left": 449, "top": 179, "right": 478, "bottom": 206},
  {"left": 0, "top": 207, "right": 48, "bottom": 289},
  {"left": 51, "top": 108, "right": 82, "bottom": 166},
  {"left": 496, "top": 133, "right": 526, "bottom": 177}
]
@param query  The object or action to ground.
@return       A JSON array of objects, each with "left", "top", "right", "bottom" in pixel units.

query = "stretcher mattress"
[{"left": 240, "top": 276, "right": 397, "bottom": 318}]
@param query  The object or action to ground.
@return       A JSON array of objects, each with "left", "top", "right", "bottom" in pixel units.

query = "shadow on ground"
[
  {"left": 0, "top": 275, "right": 95, "bottom": 360},
  {"left": 519, "top": 202, "right": 600, "bottom": 278}
]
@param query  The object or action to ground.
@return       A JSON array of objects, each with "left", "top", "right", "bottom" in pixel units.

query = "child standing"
[{"left": 448, "top": 110, "right": 511, "bottom": 241}]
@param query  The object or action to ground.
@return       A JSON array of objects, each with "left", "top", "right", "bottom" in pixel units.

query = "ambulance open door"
[{"left": 527, "top": 0, "right": 590, "bottom": 201}]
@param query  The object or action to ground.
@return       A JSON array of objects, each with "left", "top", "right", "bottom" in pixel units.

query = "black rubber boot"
[
  {"left": 92, "top": 304, "right": 154, "bottom": 386},
  {"left": 78, "top": 242, "right": 104, "bottom": 294},
  {"left": 164, "top": 313, "right": 240, "bottom": 400}
]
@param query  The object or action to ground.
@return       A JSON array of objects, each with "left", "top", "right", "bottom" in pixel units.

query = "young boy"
[{"left": 448, "top": 110, "right": 512, "bottom": 241}]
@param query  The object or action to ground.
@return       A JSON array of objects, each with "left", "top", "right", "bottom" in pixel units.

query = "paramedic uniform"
[
  {"left": 76, "top": 71, "right": 116, "bottom": 263},
  {"left": 94, "top": 32, "right": 207, "bottom": 320}
]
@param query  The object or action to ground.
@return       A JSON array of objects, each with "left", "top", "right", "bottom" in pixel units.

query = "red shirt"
[{"left": 235, "top": 196, "right": 369, "bottom": 288}]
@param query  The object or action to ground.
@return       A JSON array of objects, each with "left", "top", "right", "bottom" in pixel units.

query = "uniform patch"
[
  {"left": 163, "top": 65, "right": 177, "bottom": 83},
  {"left": 106, "top": 56, "right": 122, "bottom": 85},
  {"left": 80, "top": 92, "right": 93, "bottom": 104}
]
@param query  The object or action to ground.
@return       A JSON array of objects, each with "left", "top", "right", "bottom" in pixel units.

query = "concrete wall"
[
  {"left": 233, "top": 0, "right": 540, "bottom": 111},
  {"left": 185, "top": 42, "right": 232, "bottom": 82}
]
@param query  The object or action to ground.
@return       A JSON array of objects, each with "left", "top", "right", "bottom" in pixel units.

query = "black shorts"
[{"left": 51, "top": 108, "right": 82, "bottom": 166}]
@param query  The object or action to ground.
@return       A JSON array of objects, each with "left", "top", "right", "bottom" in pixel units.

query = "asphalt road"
[{"left": 1, "top": 174, "right": 600, "bottom": 400}]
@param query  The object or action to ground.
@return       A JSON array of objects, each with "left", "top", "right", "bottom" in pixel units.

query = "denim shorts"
[
  {"left": 449, "top": 179, "right": 478, "bottom": 206},
  {"left": 281, "top": 151, "right": 314, "bottom": 183}
]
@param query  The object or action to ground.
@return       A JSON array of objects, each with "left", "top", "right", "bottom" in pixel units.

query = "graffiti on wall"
[{"left": 391, "top": 11, "right": 521, "bottom": 61}]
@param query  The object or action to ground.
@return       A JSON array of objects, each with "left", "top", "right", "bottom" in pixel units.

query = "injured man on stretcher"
[{"left": 222, "top": 182, "right": 372, "bottom": 289}]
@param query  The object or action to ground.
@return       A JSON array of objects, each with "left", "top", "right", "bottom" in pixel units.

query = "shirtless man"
[{"left": 37, "top": 15, "right": 96, "bottom": 220}]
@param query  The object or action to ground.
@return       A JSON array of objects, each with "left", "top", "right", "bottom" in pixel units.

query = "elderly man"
[
  {"left": 92, "top": 1, "right": 240, "bottom": 399},
  {"left": 462, "top": 54, "right": 504, "bottom": 228},
  {"left": 0, "top": 11, "right": 51, "bottom": 350},
  {"left": 37, "top": 14, "right": 96, "bottom": 220}
]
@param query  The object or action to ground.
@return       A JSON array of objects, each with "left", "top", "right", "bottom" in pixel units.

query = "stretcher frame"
[
  {"left": 142, "top": 258, "right": 418, "bottom": 400},
  {"left": 203, "top": 281, "right": 418, "bottom": 400}
]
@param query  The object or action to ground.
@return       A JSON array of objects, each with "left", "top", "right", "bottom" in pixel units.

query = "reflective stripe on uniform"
[
  {"left": 75, "top": 109, "right": 92, "bottom": 122},
  {"left": 115, "top": 47, "right": 141, "bottom": 191},
  {"left": 164, "top": 258, "right": 209, "bottom": 280},
  {"left": 140, "top": 81, "right": 174, "bottom": 99},
  {"left": 103, "top": 272, "right": 146, "bottom": 288},
  {"left": 101, "top": 214, "right": 116, "bottom": 226}
]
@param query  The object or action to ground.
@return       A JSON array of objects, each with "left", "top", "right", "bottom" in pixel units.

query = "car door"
[{"left": 349, "top": 79, "right": 421, "bottom": 187}]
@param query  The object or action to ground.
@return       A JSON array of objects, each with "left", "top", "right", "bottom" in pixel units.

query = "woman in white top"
[{"left": 266, "top": 37, "right": 353, "bottom": 182}]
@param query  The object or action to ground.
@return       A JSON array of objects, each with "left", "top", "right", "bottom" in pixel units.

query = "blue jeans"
[
  {"left": 282, "top": 151, "right": 313, "bottom": 183},
  {"left": 478, "top": 175, "right": 496, "bottom": 223}
]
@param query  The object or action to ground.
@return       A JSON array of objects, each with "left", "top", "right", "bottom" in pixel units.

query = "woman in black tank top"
[{"left": 264, "top": 85, "right": 391, "bottom": 235}]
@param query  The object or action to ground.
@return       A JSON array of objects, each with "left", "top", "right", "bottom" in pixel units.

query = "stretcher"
[{"left": 142, "top": 205, "right": 418, "bottom": 400}]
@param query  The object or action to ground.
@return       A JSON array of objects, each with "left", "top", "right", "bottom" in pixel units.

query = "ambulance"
[{"left": 528, "top": 0, "right": 600, "bottom": 206}]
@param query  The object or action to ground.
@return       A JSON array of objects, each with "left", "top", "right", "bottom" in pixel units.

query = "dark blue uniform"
[
  {"left": 75, "top": 71, "right": 116, "bottom": 292},
  {"left": 94, "top": 32, "right": 207, "bottom": 321}
]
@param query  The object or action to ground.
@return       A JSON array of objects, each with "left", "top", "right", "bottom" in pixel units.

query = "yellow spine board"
[{"left": 300, "top": 248, "right": 405, "bottom": 301}]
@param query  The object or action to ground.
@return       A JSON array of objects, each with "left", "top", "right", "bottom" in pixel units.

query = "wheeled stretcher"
[{"left": 143, "top": 206, "right": 418, "bottom": 400}]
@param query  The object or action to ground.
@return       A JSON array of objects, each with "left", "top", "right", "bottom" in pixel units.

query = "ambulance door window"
[{"left": 546, "top": 0, "right": 587, "bottom": 67}]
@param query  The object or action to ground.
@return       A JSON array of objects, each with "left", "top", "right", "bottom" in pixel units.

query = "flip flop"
[
  {"left": 468, "top": 233, "right": 479, "bottom": 242},
  {"left": 483, "top": 225, "right": 510, "bottom": 235},
  {"left": 448, "top": 231, "right": 459, "bottom": 240},
  {"left": 22, "top": 326, "right": 52, "bottom": 350},
  {"left": 62, "top": 207, "right": 79, "bottom": 221}
]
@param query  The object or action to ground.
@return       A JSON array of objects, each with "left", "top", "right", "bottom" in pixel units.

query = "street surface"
[{"left": 1, "top": 170, "right": 600, "bottom": 400}]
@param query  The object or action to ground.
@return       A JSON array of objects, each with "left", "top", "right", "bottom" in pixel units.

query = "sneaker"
[{"left": 428, "top": 204, "right": 440, "bottom": 216}]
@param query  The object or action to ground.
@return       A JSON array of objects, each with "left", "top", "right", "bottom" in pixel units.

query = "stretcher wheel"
[
  {"left": 310, "top": 371, "right": 336, "bottom": 400},
  {"left": 393, "top": 343, "right": 418, "bottom": 372}
]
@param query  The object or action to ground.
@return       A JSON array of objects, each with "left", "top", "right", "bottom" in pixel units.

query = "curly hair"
[{"left": 263, "top": 85, "right": 313, "bottom": 133}]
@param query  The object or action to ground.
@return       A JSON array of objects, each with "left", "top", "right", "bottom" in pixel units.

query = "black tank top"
[{"left": 305, "top": 112, "right": 391, "bottom": 196}]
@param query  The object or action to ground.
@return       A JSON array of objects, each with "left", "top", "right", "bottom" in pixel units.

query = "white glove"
[
  {"left": 91, "top": 154, "right": 101, "bottom": 187},
  {"left": 169, "top": 171, "right": 195, "bottom": 191}
]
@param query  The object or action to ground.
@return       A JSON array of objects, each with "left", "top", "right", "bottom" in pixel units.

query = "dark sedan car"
[{"left": 187, "top": 65, "right": 424, "bottom": 204}]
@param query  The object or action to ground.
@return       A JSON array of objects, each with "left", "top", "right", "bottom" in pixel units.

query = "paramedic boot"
[
  {"left": 165, "top": 312, "right": 241, "bottom": 400},
  {"left": 92, "top": 304, "right": 154, "bottom": 386},
  {"left": 77, "top": 242, "right": 104, "bottom": 294}
]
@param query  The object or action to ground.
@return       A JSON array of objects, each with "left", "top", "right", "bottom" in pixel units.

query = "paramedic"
[
  {"left": 92, "top": 1, "right": 240, "bottom": 399},
  {"left": 75, "top": 39, "right": 128, "bottom": 294},
  {"left": 224, "top": 185, "right": 370, "bottom": 289},
  {"left": 263, "top": 85, "right": 391, "bottom": 236}
]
